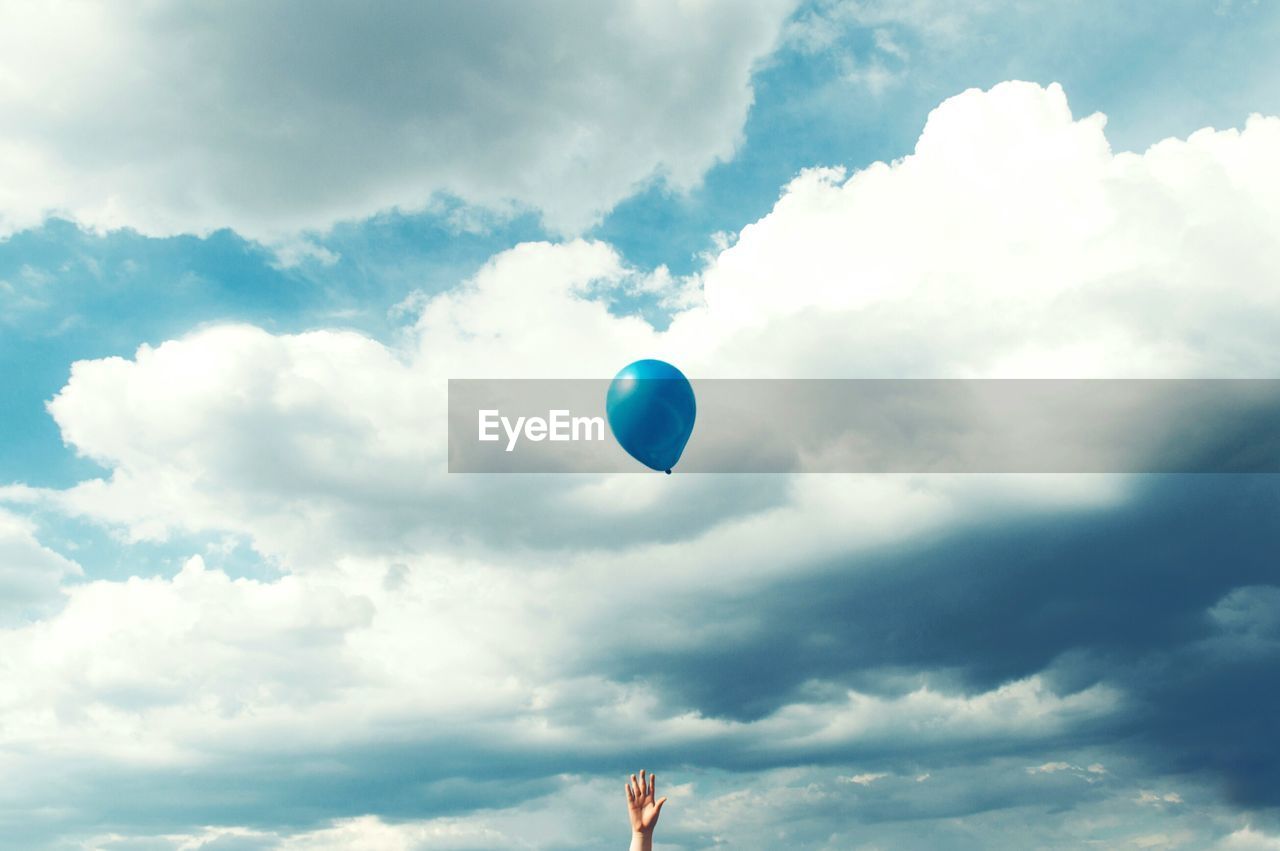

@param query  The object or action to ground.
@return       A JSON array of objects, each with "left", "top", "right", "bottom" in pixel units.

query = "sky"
[{"left": 1, "top": 1, "right": 1280, "bottom": 848}]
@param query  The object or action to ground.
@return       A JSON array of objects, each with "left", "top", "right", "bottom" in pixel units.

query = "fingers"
[{"left": 628, "top": 770, "right": 661, "bottom": 805}]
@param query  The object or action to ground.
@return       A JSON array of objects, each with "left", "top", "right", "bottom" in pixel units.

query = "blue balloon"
[{"left": 606, "top": 359, "right": 696, "bottom": 473}]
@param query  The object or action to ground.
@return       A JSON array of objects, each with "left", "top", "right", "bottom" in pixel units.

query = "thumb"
[{"left": 653, "top": 797, "right": 667, "bottom": 817}]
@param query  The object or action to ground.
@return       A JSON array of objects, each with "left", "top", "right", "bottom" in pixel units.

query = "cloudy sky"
[{"left": 2, "top": 1, "right": 1280, "bottom": 848}]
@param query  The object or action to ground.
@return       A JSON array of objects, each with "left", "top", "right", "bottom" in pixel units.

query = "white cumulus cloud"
[
  {"left": 1216, "top": 827, "right": 1280, "bottom": 851},
  {"left": 6, "top": 80, "right": 1280, "bottom": 846},
  {"left": 0, "top": 0, "right": 797, "bottom": 245},
  {"left": 0, "top": 508, "right": 81, "bottom": 624}
]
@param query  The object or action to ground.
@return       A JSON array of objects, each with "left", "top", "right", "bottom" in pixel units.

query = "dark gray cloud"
[{"left": 592, "top": 475, "right": 1280, "bottom": 808}]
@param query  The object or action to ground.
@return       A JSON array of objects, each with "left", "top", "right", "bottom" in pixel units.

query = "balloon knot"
[{"left": 665, "top": 469, "right": 672, "bottom": 475}]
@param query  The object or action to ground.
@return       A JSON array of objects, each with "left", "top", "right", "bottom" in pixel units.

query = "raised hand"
[{"left": 626, "top": 769, "right": 668, "bottom": 844}]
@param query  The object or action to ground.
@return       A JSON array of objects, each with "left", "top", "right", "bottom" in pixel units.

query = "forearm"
[{"left": 629, "top": 831, "right": 653, "bottom": 851}]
